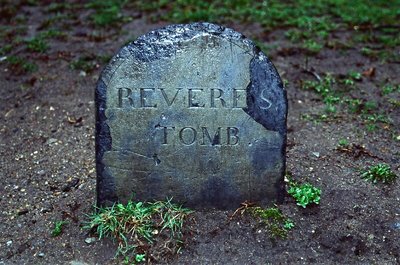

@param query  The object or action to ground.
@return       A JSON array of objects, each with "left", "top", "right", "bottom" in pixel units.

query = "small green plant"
[
  {"left": 324, "top": 104, "right": 337, "bottom": 114},
  {"left": 70, "top": 56, "right": 98, "bottom": 73},
  {"left": 26, "top": 36, "right": 49, "bottom": 53},
  {"left": 6, "top": 56, "right": 38, "bottom": 74},
  {"left": 51, "top": 220, "right": 68, "bottom": 237},
  {"left": 342, "top": 71, "right": 362, "bottom": 87},
  {"left": 348, "top": 71, "right": 362, "bottom": 81},
  {"left": 361, "top": 163, "right": 397, "bottom": 184},
  {"left": 361, "top": 113, "right": 391, "bottom": 131},
  {"left": 70, "top": 54, "right": 111, "bottom": 72},
  {"left": 302, "top": 73, "right": 338, "bottom": 104},
  {"left": 46, "top": 2, "right": 74, "bottom": 13},
  {"left": 86, "top": 0, "right": 127, "bottom": 26},
  {"left": 363, "top": 101, "right": 377, "bottom": 112},
  {"left": 300, "top": 113, "right": 333, "bottom": 123},
  {"left": 287, "top": 180, "right": 321, "bottom": 208},
  {"left": 338, "top": 139, "right": 349, "bottom": 147},
  {"left": 24, "top": 30, "right": 65, "bottom": 54},
  {"left": 41, "top": 29, "right": 67, "bottom": 39},
  {"left": 302, "top": 39, "right": 323, "bottom": 54},
  {"left": 84, "top": 198, "right": 192, "bottom": 263},
  {"left": 381, "top": 84, "right": 400, "bottom": 95},
  {"left": 0, "top": 44, "right": 12, "bottom": 56},
  {"left": 135, "top": 253, "right": 146, "bottom": 263},
  {"left": 388, "top": 99, "right": 400, "bottom": 107},
  {"left": 40, "top": 13, "right": 72, "bottom": 29},
  {"left": 250, "top": 206, "right": 294, "bottom": 239},
  {"left": 361, "top": 47, "right": 374, "bottom": 57},
  {"left": 345, "top": 98, "right": 363, "bottom": 113},
  {"left": 283, "top": 219, "right": 295, "bottom": 230},
  {"left": 285, "top": 28, "right": 308, "bottom": 42},
  {"left": 360, "top": 47, "right": 398, "bottom": 62}
]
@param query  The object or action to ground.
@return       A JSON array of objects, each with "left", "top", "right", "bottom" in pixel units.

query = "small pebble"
[
  {"left": 38, "top": 253, "right": 45, "bottom": 257},
  {"left": 70, "top": 261, "right": 90, "bottom": 265},
  {"left": 84, "top": 237, "right": 96, "bottom": 244},
  {"left": 312, "top": 152, "right": 320, "bottom": 158},
  {"left": 6, "top": 240, "right": 12, "bottom": 247},
  {"left": 47, "top": 138, "right": 57, "bottom": 145}
]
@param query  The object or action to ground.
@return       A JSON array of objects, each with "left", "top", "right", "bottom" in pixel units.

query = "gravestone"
[{"left": 96, "top": 22, "right": 287, "bottom": 209}]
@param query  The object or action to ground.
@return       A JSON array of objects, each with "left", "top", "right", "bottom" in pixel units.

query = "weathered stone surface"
[{"left": 96, "top": 22, "right": 287, "bottom": 209}]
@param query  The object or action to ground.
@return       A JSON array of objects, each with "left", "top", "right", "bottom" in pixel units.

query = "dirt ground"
[{"left": 1, "top": 2, "right": 399, "bottom": 265}]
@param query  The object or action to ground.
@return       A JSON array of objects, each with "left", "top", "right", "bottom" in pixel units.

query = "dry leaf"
[{"left": 362, "top": 67, "right": 375, "bottom": 77}]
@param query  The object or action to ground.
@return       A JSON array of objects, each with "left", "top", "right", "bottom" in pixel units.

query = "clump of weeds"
[
  {"left": 84, "top": 198, "right": 193, "bottom": 263},
  {"left": 361, "top": 163, "right": 397, "bottom": 184}
]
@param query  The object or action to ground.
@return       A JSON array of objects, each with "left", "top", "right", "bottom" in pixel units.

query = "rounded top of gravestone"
[{"left": 100, "top": 22, "right": 286, "bottom": 135}]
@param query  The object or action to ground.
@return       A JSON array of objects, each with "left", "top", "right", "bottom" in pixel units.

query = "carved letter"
[
  {"left": 260, "top": 89, "right": 272, "bottom": 110},
  {"left": 161, "top": 126, "right": 175, "bottom": 145},
  {"left": 227, "top": 127, "right": 239, "bottom": 145},
  {"left": 118, "top": 88, "right": 134, "bottom": 108},
  {"left": 179, "top": 127, "right": 197, "bottom": 145},
  {"left": 201, "top": 127, "right": 221, "bottom": 146},
  {"left": 140, "top": 88, "right": 157, "bottom": 108},
  {"left": 210, "top": 89, "right": 226, "bottom": 108},
  {"left": 188, "top": 88, "right": 205, "bottom": 108},
  {"left": 233, "top": 88, "right": 246, "bottom": 108},
  {"left": 160, "top": 88, "right": 181, "bottom": 106}
]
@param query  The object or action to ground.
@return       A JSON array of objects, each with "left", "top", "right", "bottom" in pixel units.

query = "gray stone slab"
[{"left": 96, "top": 22, "right": 287, "bottom": 209}]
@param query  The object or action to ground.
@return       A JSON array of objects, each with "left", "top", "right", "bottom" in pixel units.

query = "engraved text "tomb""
[{"left": 159, "top": 126, "right": 239, "bottom": 146}]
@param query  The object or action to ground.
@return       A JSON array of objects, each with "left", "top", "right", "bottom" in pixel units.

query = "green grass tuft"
[
  {"left": 84, "top": 199, "right": 192, "bottom": 263},
  {"left": 133, "top": 0, "right": 399, "bottom": 50},
  {"left": 86, "top": 0, "right": 127, "bottom": 26}
]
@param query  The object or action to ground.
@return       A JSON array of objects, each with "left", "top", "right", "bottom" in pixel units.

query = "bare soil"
[{"left": 1, "top": 2, "right": 399, "bottom": 265}]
